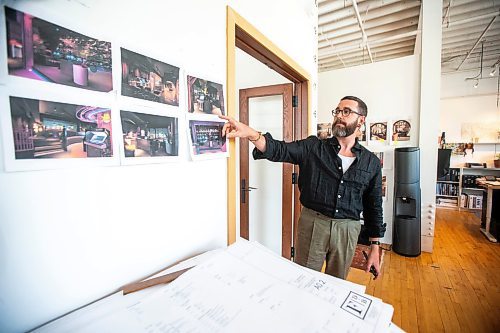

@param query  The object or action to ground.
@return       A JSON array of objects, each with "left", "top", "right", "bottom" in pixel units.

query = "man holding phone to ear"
[{"left": 221, "top": 96, "right": 385, "bottom": 280}]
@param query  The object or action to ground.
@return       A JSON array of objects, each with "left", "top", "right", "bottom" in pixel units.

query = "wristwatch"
[{"left": 369, "top": 240, "right": 381, "bottom": 246}]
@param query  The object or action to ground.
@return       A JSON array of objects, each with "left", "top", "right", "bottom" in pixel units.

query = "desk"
[{"left": 477, "top": 180, "right": 500, "bottom": 242}]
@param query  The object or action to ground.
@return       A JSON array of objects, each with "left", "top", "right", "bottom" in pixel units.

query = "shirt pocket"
[{"left": 351, "top": 169, "right": 371, "bottom": 189}]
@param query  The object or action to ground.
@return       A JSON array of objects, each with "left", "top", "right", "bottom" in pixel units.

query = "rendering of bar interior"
[
  {"left": 189, "top": 120, "right": 225, "bottom": 154},
  {"left": 5, "top": 7, "right": 112, "bottom": 92},
  {"left": 121, "top": 111, "right": 178, "bottom": 158},
  {"left": 121, "top": 48, "right": 179, "bottom": 105},
  {"left": 10, "top": 96, "right": 113, "bottom": 159}
]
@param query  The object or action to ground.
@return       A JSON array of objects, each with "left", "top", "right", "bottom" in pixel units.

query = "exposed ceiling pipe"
[
  {"left": 319, "top": 28, "right": 347, "bottom": 68},
  {"left": 456, "top": 15, "right": 497, "bottom": 70},
  {"left": 442, "top": 0, "right": 452, "bottom": 26},
  {"left": 351, "top": 0, "right": 373, "bottom": 63}
]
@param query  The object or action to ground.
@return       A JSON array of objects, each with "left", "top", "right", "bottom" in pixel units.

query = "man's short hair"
[{"left": 341, "top": 96, "right": 367, "bottom": 116}]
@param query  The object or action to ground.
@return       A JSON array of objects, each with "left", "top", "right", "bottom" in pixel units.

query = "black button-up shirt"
[{"left": 253, "top": 133, "right": 385, "bottom": 238}]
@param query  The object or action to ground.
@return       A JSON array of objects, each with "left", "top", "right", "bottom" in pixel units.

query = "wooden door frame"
[
  {"left": 226, "top": 6, "right": 311, "bottom": 249},
  {"left": 239, "top": 84, "right": 294, "bottom": 258}
]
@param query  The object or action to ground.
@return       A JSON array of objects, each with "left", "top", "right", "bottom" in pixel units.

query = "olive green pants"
[{"left": 294, "top": 207, "right": 361, "bottom": 279}]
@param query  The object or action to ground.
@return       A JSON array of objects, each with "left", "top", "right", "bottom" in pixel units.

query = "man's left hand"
[{"left": 365, "top": 246, "right": 381, "bottom": 280}]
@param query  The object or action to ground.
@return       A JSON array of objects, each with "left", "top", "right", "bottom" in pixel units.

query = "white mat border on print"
[
  {"left": 0, "top": 2, "right": 117, "bottom": 94},
  {"left": 185, "top": 71, "right": 226, "bottom": 116},
  {"left": 186, "top": 113, "right": 229, "bottom": 162},
  {"left": 116, "top": 43, "right": 184, "bottom": 112},
  {"left": 0, "top": 85, "right": 120, "bottom": 173},
  {"left": 389, "top": 117, "right": 413, "bottom": 147},
  {"left": 368, "top": 120, "right": 389, "bottom": 147},
  {"left": 117, "top": 103, "right": 184, "bottom": 166}
]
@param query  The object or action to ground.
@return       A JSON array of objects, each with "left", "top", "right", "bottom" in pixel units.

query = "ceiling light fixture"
[
  {"left": 490, "top": 66, "right": 497, "bottom": 76},
  {"left": 490, "top": 59, "right": 500, "bottom": 76},
  {"left": 473, "top": 79, "right": 479, "bottom": 88}
]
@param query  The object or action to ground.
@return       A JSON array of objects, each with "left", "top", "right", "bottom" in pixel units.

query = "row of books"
[
  {"left": 436, "top": 197, "right": 458, "bottom": 207},
  {"left": 460, "top": 193, "right": 483, "bottom": 209},
  {"left": 436, "top": 183, "right": 459, "bottom": 196}
]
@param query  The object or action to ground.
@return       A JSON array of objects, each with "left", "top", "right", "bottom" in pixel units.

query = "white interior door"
[{"left": 248, "top": 95, "right": 283, "bottom": 255}]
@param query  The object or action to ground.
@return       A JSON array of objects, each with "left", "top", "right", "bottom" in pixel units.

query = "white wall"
[
  {"left": 440, "top": 70, "right": 500, "bottom": 167},
  {"left": 0, "top": 1, "right": 317, "bottom": 332},
  {"left": 441, "top": 69, "right": 499, "bottom": 100},
  {"left": 318, "top": 55, "right": 421, "bottom": 245}
]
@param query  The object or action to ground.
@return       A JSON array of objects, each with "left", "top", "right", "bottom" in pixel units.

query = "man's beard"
[{"left": 331, "top": 118, "right": 358, "bottom": 137}]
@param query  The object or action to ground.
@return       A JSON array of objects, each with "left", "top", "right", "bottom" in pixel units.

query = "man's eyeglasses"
[{"left": 332, "top": 108, "right": 363, "bottom": 117}]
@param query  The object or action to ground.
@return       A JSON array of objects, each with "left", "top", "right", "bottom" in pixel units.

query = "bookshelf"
[
  {"left": 436, "top": 168, "right": 500, "bottom": 210},
  {"left": 436, "top": 168, "right": 460, "bottom": 208}
]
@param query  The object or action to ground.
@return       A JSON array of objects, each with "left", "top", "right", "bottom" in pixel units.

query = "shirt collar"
[{"left": 328, "top": 136, "right": 363, "bottom": 153}]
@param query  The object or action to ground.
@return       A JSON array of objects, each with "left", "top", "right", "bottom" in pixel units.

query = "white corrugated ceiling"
[{"left": 318, "top": 0, "right": 500, "bottom": 74}]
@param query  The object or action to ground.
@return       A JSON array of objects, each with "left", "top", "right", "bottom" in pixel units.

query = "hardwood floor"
[{"left": 347, "top": 208, "right": 500, "bottom": 333}]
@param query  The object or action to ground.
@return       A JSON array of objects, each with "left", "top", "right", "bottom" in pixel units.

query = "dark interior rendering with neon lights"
[
  {"left": 121, "top": 48, "right": 179, "bottom": 105},
  {"left": 5, "top": 7, "right": 113, "bottom": 92},
  {"left": 120, "top": 110, "right": 178, "bottom": 158},
  {"left": 10, "top": 96, "right": 113, "bottom": 159}
]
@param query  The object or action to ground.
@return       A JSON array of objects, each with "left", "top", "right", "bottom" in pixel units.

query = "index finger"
[{"left": 218, "top": 115, "right": 231, "bottom": 121}]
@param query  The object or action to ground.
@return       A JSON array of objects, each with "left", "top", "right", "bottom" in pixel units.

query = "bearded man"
[{"left": 221, "top": 96, "right": 384, "bottom": 280}]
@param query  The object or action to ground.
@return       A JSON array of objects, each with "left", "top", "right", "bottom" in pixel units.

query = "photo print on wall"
[
  {"left": 120, "top": 110, "right": 179, "bottom": 158},
  {"left": 9, "top": 96, "right": 113, "bottom": 160},
  {"left": 391, "top": 119, "right": 411, "bottom": 144},
  {"left": 373, "top": 152, "right": 384, "bottom": 168},
  {"left": 187, "top": 76, "right": 225, "bottom": 116},
  {"left": 357, "top": 123, "right": 367, "bottom": 143},
  {"left": 382, "top": 175, "right": 387, "bottom": 200},
  {"left": 369, "top": 121, "right": 388, "bottom": 144},
  {"left": 5, "top": 7, "right": 113, "bottom": 92},
  {"left": 187, "top": 119, "right": 228, "bottom": 159},
  {"left": 121, "top": 48, "right": 179, "bottom": 106},
  {"left": 317, "top": 122, "right": 332, "bottom": 139}
]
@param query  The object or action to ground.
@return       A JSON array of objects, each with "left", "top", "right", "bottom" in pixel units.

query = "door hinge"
[
  {"left": 292, "top": 172, "right": 298, "bottom": 184},
  {"left": 291, "top": 246, "right": 295, "bottom": 258},
  {"left": 292, "top": 95, "right": 298, "bottom": 108}
]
